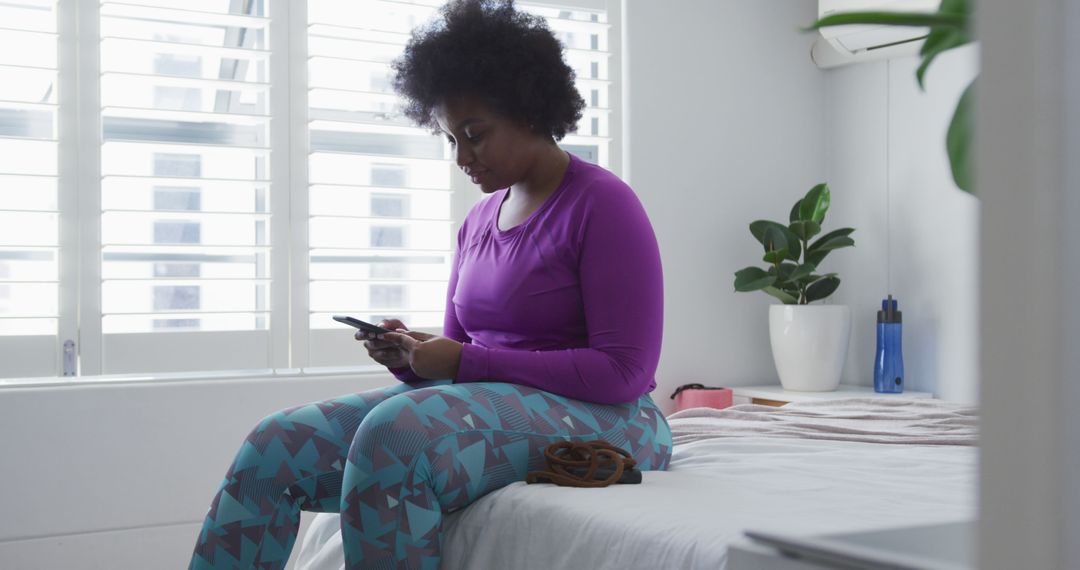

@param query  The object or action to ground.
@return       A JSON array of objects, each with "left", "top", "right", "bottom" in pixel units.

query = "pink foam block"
[{"left": 674, "top": 387, "right": 733, "bottom": 412}]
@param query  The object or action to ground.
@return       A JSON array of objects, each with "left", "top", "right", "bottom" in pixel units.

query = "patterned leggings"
[{"left": 189, "top": 380, "right": 672, "bottom": 570}]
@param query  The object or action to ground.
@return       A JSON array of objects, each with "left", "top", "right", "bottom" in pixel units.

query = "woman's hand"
[
  {"left": 378, "top": 331, "right": 463, "bottom": 380},
  {"left": 356, "top": 319, "right": 410, "bottom": 369}
]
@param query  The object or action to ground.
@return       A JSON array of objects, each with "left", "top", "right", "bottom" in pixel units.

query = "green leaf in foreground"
[
  {"left": 916, "top": 26, "right": 971, "bottom": 89},
  {"left": 947, "top": 81, "right": 974, "bottom": 193},
  {"left": 805, "top": 11, "right": 964, "bottom": 32}
]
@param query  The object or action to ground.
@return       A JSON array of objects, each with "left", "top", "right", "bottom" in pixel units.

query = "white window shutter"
[
  {"left": 97, "top": 0, "right": 276, "bottom": 373},
  {"left": 0, "top": 0, "right": 617, "bottom": 379},
  {"left": 0, "top": 0, "right": 61, "bottom": 378}
]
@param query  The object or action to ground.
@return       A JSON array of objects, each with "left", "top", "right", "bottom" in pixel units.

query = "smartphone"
[{"left": 332, "top": 315, "right": 393, "bottom": 335}]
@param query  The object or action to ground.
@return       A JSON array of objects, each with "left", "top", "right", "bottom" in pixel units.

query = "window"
[
  {"left": 153, "top": 221, "right": 202, "bottom": 244},
  {"left": 371, "top": 193, "right": 409, "bottom": 218},
  {"left": 152, "top": 153, "right": 202, "bottom": 178},
  {"left": 153, "top": 86, "right": 201, "bottom": 111},
  {"left": 370, "top": 226, "right": 405, "bottom": 248},
  {"left": 99, "top": 0, "right": 270, "bottom": 350},
  {"left": 153, "top": 285, "right": 200, "bottom": 311},
  {"left": 0, "top": 0, "right": 60, "bottom": 365},
  {"left": 153, "top": 187, "right": 202, "bottom": 211},
  {"left": 306, "top": 0, "right": 458, "bottom": 350},
  {"left": 0, "top": 0, "right": 619, "bottom": 378},
  {"left": 370, "top": 262, "right": 405, "bottom": 279},
  {"left": 154, "top": 263, "right": 200, "bottom": 278},
  {"left": 0, "top": 262, "right": 10, "bottom": 308},
  {"left": 369, "top": 284, "right": 406, "bottom": 310},
  {"left": 370, "top": 164, "right": 408, "bottom": 187},
  {"left": 153, "top": 52, "right": 202, "bottom": 78}
]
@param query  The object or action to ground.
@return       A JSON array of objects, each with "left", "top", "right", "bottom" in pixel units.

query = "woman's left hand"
[{"left": 378, "top": 330, "right": 463, "bottom": 380}]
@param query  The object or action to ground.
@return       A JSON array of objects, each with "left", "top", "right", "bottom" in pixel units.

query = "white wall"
[
  {"left": 625, "top": 0, "right": 828, "bottom": 413},
  {"left": 0, "top": 372, "right": 397, "bottom": 569},
  {"left": 626, "top": 0, "right": 978, "bottom": 410},
  {"left": 825, "top": 46, "right": 980, "bottom": 403}
]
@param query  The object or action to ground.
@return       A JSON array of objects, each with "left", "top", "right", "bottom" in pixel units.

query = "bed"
[{"left": 295, "top": 398, "right": 977, "bottom": 570}]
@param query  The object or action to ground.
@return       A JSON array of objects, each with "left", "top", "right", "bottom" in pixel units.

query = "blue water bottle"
[{"left": 874, "top": 295, "right": 904, "bottom": 393}]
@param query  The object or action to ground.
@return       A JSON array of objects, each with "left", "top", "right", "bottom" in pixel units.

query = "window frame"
[{"left": 0, "top": 0, "right": 622, "bottom": 380}]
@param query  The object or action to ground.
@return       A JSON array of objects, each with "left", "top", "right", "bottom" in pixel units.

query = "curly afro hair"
[{"left": 392, "top": 0, "right": 585, "bottom": 141}]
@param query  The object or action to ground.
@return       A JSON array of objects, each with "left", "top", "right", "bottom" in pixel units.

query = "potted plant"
[{"left": 733, "top": 183, "right": 856, "bottom": 391}]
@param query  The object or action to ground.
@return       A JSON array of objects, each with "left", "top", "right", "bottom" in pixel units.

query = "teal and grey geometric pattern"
[{"left": 190, "top": 380, "right": 672, "bottom": 570}]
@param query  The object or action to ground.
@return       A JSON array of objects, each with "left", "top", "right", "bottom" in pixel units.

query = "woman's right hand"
[{"left": 356, "top": 318, "right": 411, "bottom": 369}]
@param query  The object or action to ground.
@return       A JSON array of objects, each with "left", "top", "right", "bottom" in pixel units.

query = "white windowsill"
[{"left": 0, "top": 365, "right": 394, "bottom": 390}]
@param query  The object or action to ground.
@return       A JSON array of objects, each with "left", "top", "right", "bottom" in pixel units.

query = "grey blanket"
[{"left": 667, "top": 397, "right": 978, "bottom": 447}]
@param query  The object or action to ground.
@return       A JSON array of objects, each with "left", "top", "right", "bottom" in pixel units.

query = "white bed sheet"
[{"left": 296, "top": 403, "right": 976, "bottom": 570}]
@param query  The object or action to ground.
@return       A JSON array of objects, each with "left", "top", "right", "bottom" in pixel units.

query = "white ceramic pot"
[{"left": 768, "top": 304, "right": 852, "bottom": 392}]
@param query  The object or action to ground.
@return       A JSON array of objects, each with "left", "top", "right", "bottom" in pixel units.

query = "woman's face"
[{"left": 433, "top": 96, "right": 547, "bottom": 193}]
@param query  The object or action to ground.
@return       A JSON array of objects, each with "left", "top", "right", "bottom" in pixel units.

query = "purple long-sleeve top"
[{"left": 392, "top": 153, "right": 663, "bottom": 404}]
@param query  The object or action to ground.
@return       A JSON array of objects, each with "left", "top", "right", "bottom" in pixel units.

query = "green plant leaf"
[
  {"left": 808, "top": 228, "right": 855, "bottom": 249},
  {"left": 734, "top": 267, "right": 775, "bottom": 292},
  {"left": 774, "top": 262, "right": 802, "bottom": 283},
  {"left": 938, "top": 0, "right": 972, "bottom": 28},
  {"left": 916, "top": 29, "right": 972, "bottom": 88},
  {"left": 820, "top": 236, "right": 855, "bottom": 251},
  {"left": 786, "top": 238, "right": 802, "bottom": 262},
  {"left": 789, "top": 220, "right": 822, "bottom": 241},
  {"left": 805, "top": 250, "right": 827, "bottom": 268},
  {"left": 803, "top": 237, "right": 854, "bottom": 267},
  {"left": 763, "top": 248, "right": 789, "bottom": 264},
  {"left": 804, "top": 276, "right": 841, "bottom": 303},
  {"left": 797, "top": 272, "right": 837, "bottom": 287},
  {"left": 751, "top": 221, "right": 801, "bottom": 261},
  {"left": 806, "top": 11, "right": 964, "bottom": 32},
  {"left": 787, "top": 263, "right": 816, "bottom": 284},
  {"left": 799, "top": 183, "right": 830, "bottom": 224},
  {"left": 763, "top": 286, "right": 799, "bottom": 305},
  {"left": 749, "top": 220, "right": 774, "bottom": 245},
  {"left": 916, "top": 25, "right": 972, "bottom": 88},
  {"left": 762, "top": 226, "right": 787, "bottom": 253},
  {"left": 804, "top": 231, "right": 853, "bottom": 268},
  {"left": 947, "top": 80, "right": 974, "bottom": 193},
  {"left": 789, "top": 200, "right": 802, "bottom": 223},
  {"left": 808, "top": 231, "right": 856, "bottom": 253}
]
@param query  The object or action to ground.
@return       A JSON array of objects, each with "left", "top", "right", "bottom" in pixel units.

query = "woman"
[{"left": 189, "top": 1, "right": 670, "bottom": 568}]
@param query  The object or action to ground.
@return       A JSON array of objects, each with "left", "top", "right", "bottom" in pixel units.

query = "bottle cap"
[{"left": 877, "top": 295, "right": 903, "bottom": 323}]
